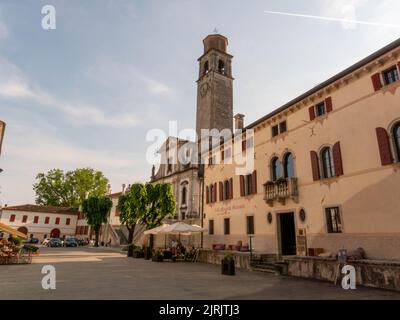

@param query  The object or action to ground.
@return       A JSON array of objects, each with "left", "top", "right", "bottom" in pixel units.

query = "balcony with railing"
[{"left": 263, "top": 177, "right": 299, "bottom": 206}]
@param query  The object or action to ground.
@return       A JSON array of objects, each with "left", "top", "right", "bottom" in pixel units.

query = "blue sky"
[{"left": 0, "top": 0, "right": 399, "bottom": 205}]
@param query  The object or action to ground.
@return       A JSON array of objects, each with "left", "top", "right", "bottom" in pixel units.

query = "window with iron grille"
[
  {"left": 383, "top": 66, "right": 399, "bottom": 85},
  {"left": 325, "top": 207, "right": 342, "bottom": 233},
  {"left": 246, "top": 216, "right": 255, "bottom": 234}
]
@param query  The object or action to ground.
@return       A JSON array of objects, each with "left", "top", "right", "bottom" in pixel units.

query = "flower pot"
[
  {"left": 221, "top": 259, "right": 235, "bottom": 275},
  {"left": 152, "top": 255, "right": 163, "bottom": 262}
]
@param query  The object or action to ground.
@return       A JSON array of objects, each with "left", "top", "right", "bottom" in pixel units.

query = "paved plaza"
[{"left": 1, "top": 247, "right": 400, "bottom": 300}]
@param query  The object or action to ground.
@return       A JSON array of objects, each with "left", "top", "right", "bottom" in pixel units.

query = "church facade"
[{"left": 201, "top": 37, "right": 400, "bottom": 260}]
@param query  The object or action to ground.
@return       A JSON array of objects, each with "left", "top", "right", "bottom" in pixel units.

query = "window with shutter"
[
  {"left": 371, "top": 73, "right": 383, "bottom": 91},
  {"left": 213, "top": 183, "right": 217, "bottom": 202},
  {"left": 240, "top": 175, "right": 245, "bottom": 196},
  {"left": 325, "top": 97, "right": 333, "bottom": 113},
  {"left": 332, "top": 142, "right": 344, "bottom": 176},
  {"left": 229, "top": 178, "right": 233, "bottom": 199},
  {"left": 310, "top": 151, "right": 320, "bottom": 181},
  {"left": 393, "top": 122, "right": 400, "bottom": 162},
  {"left": 251, "top": 170, "right": 257, "bottom": 194},
  {"left": 376, "top": 127, "right": 393, "bottom": 165},
  {"left": 219, "top": 181, "right": 223, "bottom": 201},
  {"left": 309, "top": 106, "right": 316, "bottom": 121},
  {"left": 206, "top": 186, "right": 209, "bottom": 204}
]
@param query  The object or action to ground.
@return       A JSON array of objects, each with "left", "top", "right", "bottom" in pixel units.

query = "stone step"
[{"left": 251, "top": 266, "right": 280, "bottom": 275}]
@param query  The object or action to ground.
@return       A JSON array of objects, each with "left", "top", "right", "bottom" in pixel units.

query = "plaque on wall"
[{"left": 296, "top": 228, "right": 307, "bottom": 256}]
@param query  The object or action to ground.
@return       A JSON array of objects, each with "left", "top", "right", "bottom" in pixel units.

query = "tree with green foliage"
[
  {"left": 142, "top": 182, "right": 176, "bottom": 250},
  {"left": 117, "top": 184, "right": 147, "bottom": 256},
  {"left": 82, "top": 196, "right": 112, "bottom": 247},
  {"left": 33, "top": 168, "right": 109, "bottom": 207}
]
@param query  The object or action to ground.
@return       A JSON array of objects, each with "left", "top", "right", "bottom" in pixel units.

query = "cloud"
[
  {"left": 0, "top": 123, "right": 147, "bottom": 205},
  {"left": 84, "top": 57, "right": 173, "bottom": 97},
  {"left": 146, "top": 78, "right": 171, "bottom": 95},
  {"left": 321, "top": 0, "right": 368, "bottom": 30},
  {"left": 0, "top": 56, "right": 140, "bottom": 128}
]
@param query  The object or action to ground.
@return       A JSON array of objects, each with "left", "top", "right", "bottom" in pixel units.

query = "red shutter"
[
  {"left": 229, "top": 178, "right": 233, "bottom": 199},
  {"left": 219, "top": 181, "right": 224, "bottom": 201},
  {"left": 213, "top": 183, "right": 217, "bottom": 202},
  {"left": 251, "top": 170, "right": 257, "bottom": 194},
  {"left": 310, "top": 151, "right": 320, "bottom": 181},
  {"left": 371, "top": 73, "right": 382, "bottom": 91},
  {"left": 332, "top": 141, "right": 344, "bottom": 176},
  {"left": 205, "top": 186, "right": 209, "bottom": 204},
  {"left": 325, "top": 96, "right": 333, "bottom": 113},
  {"left": 376, "top": 127, "right": 393, "bottom": 165},
  {"left": 240, "top": 175, "right": 245, "bottom": 197},
  {"left": 241, "top": 140, "right": 246, "bottom": 152},
  {"left": 309, "top": 106, "right": 315, "bottom": 121}
]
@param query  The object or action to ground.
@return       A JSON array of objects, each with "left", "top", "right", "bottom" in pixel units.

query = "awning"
[
  {"left": 0, "top": 222, "right": 28, "bottom": 239},
  {"left": 143, "top": 224, "right": 170, "bottom": 235},
  {"left": 159, "top": 222, "right": 207, "bottom": 235}
]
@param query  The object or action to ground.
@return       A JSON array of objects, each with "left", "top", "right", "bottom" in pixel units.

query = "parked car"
[
  {"left": 24, "top": 238, "right": 40, "bottom": 244},
  {"left": 77, "top": 238, "right": 86, "bottom": 246},
  {"left": 47, "top": 238, "right": 62, "bottom": 247},
  {"left": 42, "top": 238, "right": 51, "bottom": 246},
  {"left": 65, "top": 238, "right": 78, "bottom": 247}
]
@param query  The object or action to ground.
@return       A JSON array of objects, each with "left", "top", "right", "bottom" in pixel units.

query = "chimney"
[{"left": 234, "top": 113, "right": 245, "bottom": 131}]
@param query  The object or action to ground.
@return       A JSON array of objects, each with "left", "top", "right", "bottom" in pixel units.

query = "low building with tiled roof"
[{"left": 0, "top": 204, "right": 79, "bottom": 240}]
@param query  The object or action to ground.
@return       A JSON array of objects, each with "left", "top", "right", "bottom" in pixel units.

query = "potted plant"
[
  {"left": 144, "top": 246, "right": 152, "bottom": 260},
  {"left": 152, "top": 250, "right": 164, "bottom": 262},
  {"left": 221, "top": 253, "right": 235, "bottom": 275},
  {"left": 132, "top": 246, "right": 144, "bottom": 258}
]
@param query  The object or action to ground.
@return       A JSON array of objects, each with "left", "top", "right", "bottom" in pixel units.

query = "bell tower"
[{"left": 195, "top": 34, "right": 233, "bottom": 138}]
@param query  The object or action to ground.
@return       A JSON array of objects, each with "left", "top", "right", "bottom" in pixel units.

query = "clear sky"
[{"left": 0, "top": 0, "right": 399, "bottom": 205}]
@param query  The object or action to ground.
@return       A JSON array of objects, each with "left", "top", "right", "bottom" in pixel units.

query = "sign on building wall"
[{"left": 296, "top": 228, "right": 307, "bottom": 256}]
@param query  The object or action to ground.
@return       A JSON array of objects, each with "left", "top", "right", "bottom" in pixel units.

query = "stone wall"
[
  {"left": 197, "top": 249, "right": 251, "bottom": 270},
  {"left": 285, "top": 256, "right": 400, "bottom": 291}
]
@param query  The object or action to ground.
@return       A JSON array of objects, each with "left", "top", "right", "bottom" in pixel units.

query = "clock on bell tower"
[{"left": 195, "top": 34, "right": 234, "bottom": 139}]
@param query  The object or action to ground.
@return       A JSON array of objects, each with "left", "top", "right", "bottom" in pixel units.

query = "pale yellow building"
[{"left": 202, "top": 38, "right": 400, "bottom": 260}]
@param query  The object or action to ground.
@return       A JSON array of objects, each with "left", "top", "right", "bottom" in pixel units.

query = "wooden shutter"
[
  {"left": 376, "top": 127, "right": 393, "bottom": 165},
  {"left": 219, "top": 181, "right": 224, "bottom": 201},
  {"left": 213, "top": 183, "right": 217, "bottom": 202},
  {"left": 251, "top": 170, "right": 257, "bottom": 194},
  {"left": 325, "top": 96, "right": 333, "bottom": 113},
  {"left": 240, "top": 175, "right": 245, "bottom": 197},
  {"left": 241, "top": 140, "right": 246, "bottom": 152},
  {"left": 229, "top": 178, "right": 233, "bottom": 199},
  {"left": 332, "top": 141, "right": 344, "bottom": 176},
  {"left": 371, "top": 73, "right": 382, "bottom": 91},
  {"left": 205, "top": 186, "right": 209, "bottom": 204},
  {"left": 309, "top": 106, "right": 315, "bottom": 121},
  {"left": 310, "top": 151, "right": 320, "bottom": 181}
]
